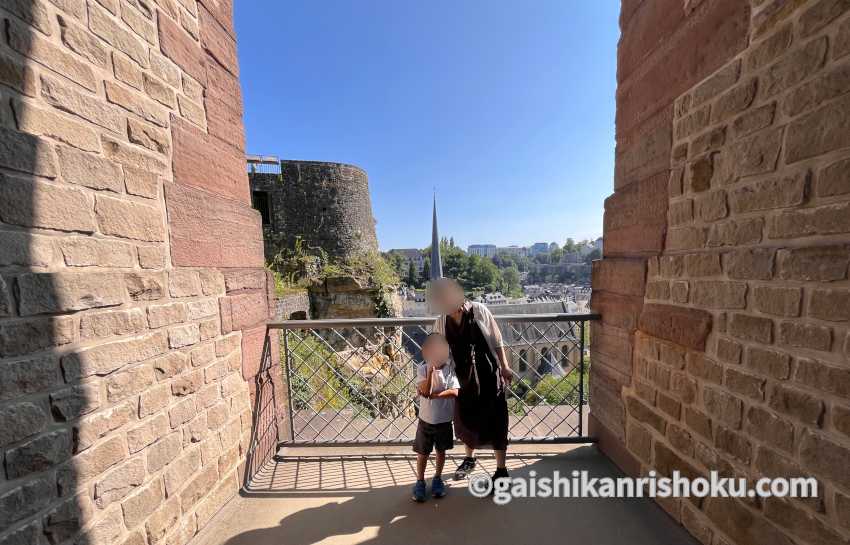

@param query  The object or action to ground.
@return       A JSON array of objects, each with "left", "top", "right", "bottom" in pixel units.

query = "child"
[{"left": 412, "top": 333, "right": 459, "bottom": 502}]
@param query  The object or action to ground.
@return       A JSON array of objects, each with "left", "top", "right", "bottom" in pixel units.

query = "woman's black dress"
[{"left": 445, "top": 306, "right": 509, "bottom": 450}]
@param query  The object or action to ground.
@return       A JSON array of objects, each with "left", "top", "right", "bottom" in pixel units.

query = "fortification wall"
[
  {"left": 251, "top": 160, "right": 379, "bottom": 262},
  {"left": 592, "top": 1, "right": 850, "bottom": 544},
  {"left": 0, "top": 3, "right": 282, "bottom": 545}
]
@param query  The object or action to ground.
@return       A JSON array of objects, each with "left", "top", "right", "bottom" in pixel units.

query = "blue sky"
[{"left": 234, "top": 1, "right": 620, "bottom": 251}]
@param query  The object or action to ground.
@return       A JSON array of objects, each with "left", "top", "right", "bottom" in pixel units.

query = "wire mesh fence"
[{"left": 270, "top": 314, "right": 597, "bottom": 444}]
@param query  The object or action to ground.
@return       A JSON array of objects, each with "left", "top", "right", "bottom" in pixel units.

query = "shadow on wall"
[
  {"left": 0, "top": 2, "right": 89, "bottom": 543},
  {"left": 2, "top": 2, "right": 282, "bottom": 544},
  {"left": 242, "top": 333, "right": 281, "bottom": 488}
]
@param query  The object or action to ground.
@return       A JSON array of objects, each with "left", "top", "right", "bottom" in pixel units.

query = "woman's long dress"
[{"left": 445, "top": 306, "right": 509, "bottom": 450}]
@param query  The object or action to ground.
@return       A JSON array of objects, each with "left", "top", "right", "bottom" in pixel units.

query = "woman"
[{"left": 429, "top": 278, "right": 513, "bottom": 484}]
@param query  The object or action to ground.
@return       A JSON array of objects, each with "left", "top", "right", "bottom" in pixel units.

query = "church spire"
[{"left": 430, "top": 192, "right": 443, "bottom": 280}]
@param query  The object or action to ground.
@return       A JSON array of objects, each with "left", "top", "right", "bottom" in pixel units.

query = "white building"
[
  {"left": 467, "top": 244, "right": 497, "bottom": 258},
  {"left": 497, "top": 245, "right": 529, "bottom": 258},
  {"left": 481, "top": 292, "right": 507, "bottom": 305}
]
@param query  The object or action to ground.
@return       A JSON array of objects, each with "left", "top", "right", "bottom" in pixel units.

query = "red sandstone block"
[
  {"left": 219, "top": 291, "right": 269, "bottom": 334},
  {"left": 589, "top": 413, "right": 642, "bottom": 478},
  {"left": 223, "top": 269, "right": 267, "bottom": 293},
  {"left": 588, "top": 384, "right": 626, "bottom": 440},
  {"left": 603, "top": 224, "right": 666, "bottom": 258},
  {"left": 605, "top": 172, "right": 669, "bottom": 233},
  {"left": 158, "top": 11, "right": 207, "bottom": 86},
  {"left": 593, "top": 349, "right": 634, "bottom": 379},
  {"left": 704, "top": 497, "right": 795, "bottom": 545},
  {"left": 589, "top": 290, "right": 643, "bottom": 332},
  {"left": 265, "top": 270, "right": 276, "bottom": 319},
  {"left": 602, "top": 173, "right": 668, "bottom": 257},
  {"left": 591, "top": 323, "right": 633, "bottom": 364},
  {"left": 164, "top": 182, "right": 264, "bottom": 268},
  {"left": 639, "top": 304, "right": 712, "bottom": 351},
  {"left": 591, "top": 258, "right": 646, "bottom": 297},
  {"left": 617, "top": 0, "right": 686, "bottom": 85},
  {"left": 786, "top": 92, "right": 850, "bottom": 164},
  {"left": 240, "top": 325, "right": 279, "bottom": 381},
  {"left": 199, "top": 3, "right": 238, "bottom": 76},
  {"left": 614, "top": 104, "right": 673, "bottom": 190},
  {"left": 205, "top": 60, "right": 245, "bottom": 151},
  {"left": 592, "top": 359, "right": 631, "bottom": 395},
  {"left": 198, "top": 0, "right": 235, "bottom": 38},
  {"left": 170, "top": 116, "right": 250, "bottom": 203},
  {"left": 615, "top": 0, "right": 749, "bottom": 138}
]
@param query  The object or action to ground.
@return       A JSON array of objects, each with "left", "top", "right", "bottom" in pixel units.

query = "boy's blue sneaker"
[
  {"left": 412, "top": 479, "right": 428, "bottom": 502},
  {"left": 431, "top": 476, "right": 446, "bottom": 498}
]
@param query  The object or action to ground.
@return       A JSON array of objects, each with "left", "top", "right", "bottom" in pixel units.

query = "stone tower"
[{"left": 249, "top": 160, "right": 379, "bottom": 262}]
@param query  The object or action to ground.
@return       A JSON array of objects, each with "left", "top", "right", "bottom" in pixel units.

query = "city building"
[
  {"left": 529, "top": 242, "right": 550, "bottom": 256},
  {"left": 496, "top": 245, "right": 529, "bottom": 258},
  {"left": 479, "top": 292, "right": 507, "bottom": 305},
  {"left": 387, "top": 248, "right": 425, "bottom": 276},
  {"left": 593, "top": 236, "right": 603, "bottom": 253},
  {"left": 562, "top": 251, "right": 581, "bottom": 264},
  {"left": 467, "top": 244, "right": 497, "bottom": 258}
]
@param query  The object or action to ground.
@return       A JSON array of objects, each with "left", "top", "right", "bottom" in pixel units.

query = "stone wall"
[
  {"left": 250, "top": 160, "right": 379, "bottom": 262},
  {"left": 0, "top": 2, "right": 281, "bottom": 545},
  {"left": 592, "top": 1, "right": 850, "bottom": 544},
  {"left": 274, "top": 291, "right": 310, "bottom": 320}
]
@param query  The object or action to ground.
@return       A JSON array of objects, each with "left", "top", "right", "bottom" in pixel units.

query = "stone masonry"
[
  {"left": 591, "top": 1, "right": 850, "bottom": 544},
  {"left": 0, "top": 2, "right": 282, "bottom": 545},
  {"left": 249, "top": 159, "right": 379, "bottom": 262}
]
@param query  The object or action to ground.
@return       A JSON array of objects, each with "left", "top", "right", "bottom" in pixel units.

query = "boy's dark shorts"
[{"left": 413, "top": 420, "right": 454, "bottom": 455}]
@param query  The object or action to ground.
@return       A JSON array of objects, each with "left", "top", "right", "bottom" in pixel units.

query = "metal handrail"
[
  {"left": 271, "top": 312, "right": 600, "bottom": 446},
  {"left": 268, "top": 312, "right": 600, "bottom": 330}
]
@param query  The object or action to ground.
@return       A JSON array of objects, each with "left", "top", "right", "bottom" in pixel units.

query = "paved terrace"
[{"left": 192, "top": 444, "right": 699, "bottom": 545}]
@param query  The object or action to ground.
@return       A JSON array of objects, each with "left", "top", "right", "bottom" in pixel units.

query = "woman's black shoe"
[
  {"left": 453, "top": 457, "right": 477, "bottom": 480},
  {"left": 489, "top": 467, "right": 510, "bottom": 496}
]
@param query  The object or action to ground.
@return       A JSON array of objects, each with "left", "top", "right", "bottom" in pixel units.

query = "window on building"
[
  {"left": 538, "top": 347, "right": 551, "bottom": 374},
  {"left": 561, "top": 345, "right": 571, "bottom": 368},
  {"left": 252, "top": 191, "right": 272, "bottom": 225}
]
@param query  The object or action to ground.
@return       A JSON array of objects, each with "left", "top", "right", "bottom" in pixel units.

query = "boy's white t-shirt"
[{"left": 417, "top": 362, "right": 460, "bottom": 425}]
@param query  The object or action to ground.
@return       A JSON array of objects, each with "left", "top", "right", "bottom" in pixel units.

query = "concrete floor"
[{"left": 193, "top": 444, "right": 699, "bottom": 545}]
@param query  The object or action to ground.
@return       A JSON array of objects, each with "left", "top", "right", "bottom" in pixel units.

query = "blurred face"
[
  {"left": 428, "top": 278, "right": 464, "bottom": 315},
  {"left": 422, "top": 335, "right": 450, "bottom": 366}
]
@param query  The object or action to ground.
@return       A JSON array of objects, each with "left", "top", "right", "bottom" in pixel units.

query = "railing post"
[
  {"left": 282, "top": 329, "right": 295, "bottom": 443},
  {"left": 578, "top": 320, "right": 586, "bottom": 437}
]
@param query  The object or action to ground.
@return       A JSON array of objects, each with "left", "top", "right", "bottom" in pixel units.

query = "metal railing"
[
  {"left": 269, "top": 313, "right": 599, "bottom": 446},
  {"left": 246, "top": 155, "right": 282, "bottom": 175}
]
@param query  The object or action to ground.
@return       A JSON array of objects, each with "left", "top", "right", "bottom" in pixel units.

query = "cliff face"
[{"left": 308, "top": 276, "right": 402, "bottom": 320}]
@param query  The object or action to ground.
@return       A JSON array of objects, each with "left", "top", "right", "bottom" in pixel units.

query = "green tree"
[
  {"left": 467, "top": 255, "right": 501, "bottom": 292},
  {"left": 584, "top": 248, "right": 601, "bottom": 264},
  {"left": 501, "top": 266, "right": 521, "bottom": 297},
  {"left": 386, "top": 252, "right": 405, "bottom": 278},
  {"left": 406, "top": 261, "right": 417, "bottom": 286},
  {"left": 563, "top": 238, "right": 577, "bottom": 254}
]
